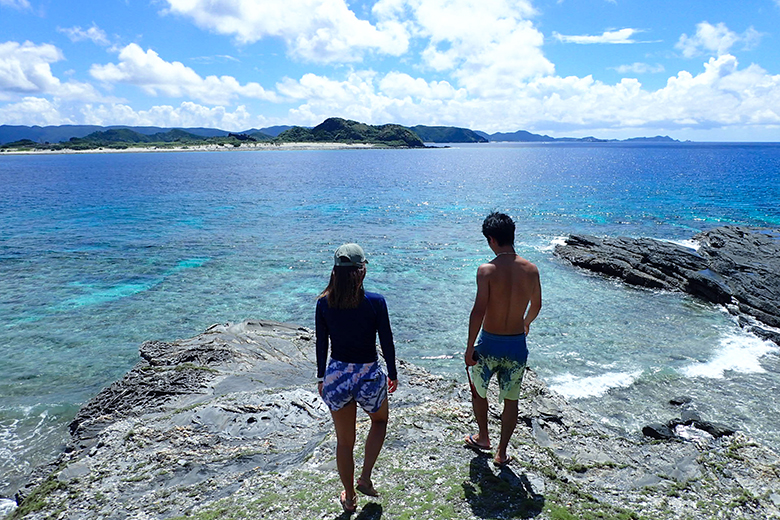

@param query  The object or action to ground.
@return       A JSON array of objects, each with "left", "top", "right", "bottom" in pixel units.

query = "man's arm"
[
  {"left": 465, "top": 264, "right": 490, "bottom": 366},
  {"left": 523, "top": 267, "right": 542, "bottom": 335}
]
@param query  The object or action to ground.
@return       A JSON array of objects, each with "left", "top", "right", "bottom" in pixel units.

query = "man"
[{"left": 464, "top": 212, "right": 542, "bottom": 466}]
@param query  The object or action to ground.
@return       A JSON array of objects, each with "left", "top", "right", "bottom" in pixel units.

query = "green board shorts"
[{"left": 471, "top": 331, "right": 528, "bottom": 401}]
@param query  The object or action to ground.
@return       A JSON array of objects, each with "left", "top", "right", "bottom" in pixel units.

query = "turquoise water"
[{"left": 1, "top": 143, "right": 780, "bottom": 495}]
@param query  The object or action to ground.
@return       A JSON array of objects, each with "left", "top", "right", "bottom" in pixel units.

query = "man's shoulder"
[
  {"left": 477, "top": 262, "right": 497, "bottom": 273},
  {"left": 515, "top": 256, "right": 539, "bottom": 272}
]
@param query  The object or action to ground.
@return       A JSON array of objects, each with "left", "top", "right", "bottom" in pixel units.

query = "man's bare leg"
[
  {"left": 496, "top": 398, "right": 518, "bottom": 464},
  {"left": 468, "top": 386, "right": 491, "bottom": 449}
]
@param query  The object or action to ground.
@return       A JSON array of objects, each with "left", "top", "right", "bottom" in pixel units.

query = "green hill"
[
  {"left": 408, "top": 125, "right": 487, "bottom": 143},
  {"left": 70, "top": 128, "right": 203, "bottom": 145},
  {"left": 277, "top": 118, "right": 425, "bottom": 148}
]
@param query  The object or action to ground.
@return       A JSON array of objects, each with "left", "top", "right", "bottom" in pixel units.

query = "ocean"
[{"left": 1, "top": 142, "right": 779, "bottom": 498}]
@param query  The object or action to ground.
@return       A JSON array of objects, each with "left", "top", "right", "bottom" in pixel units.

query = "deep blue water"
[{"left": 1, "top": 142, "right": 779, "bottom": 497}]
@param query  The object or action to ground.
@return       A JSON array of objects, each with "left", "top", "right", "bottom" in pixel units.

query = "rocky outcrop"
[
  {"left": 9, "top": 321, "right": 780, "bottom": 519},
  {"left": 554, "top": 226, "right": 780, "bottom": 339}
]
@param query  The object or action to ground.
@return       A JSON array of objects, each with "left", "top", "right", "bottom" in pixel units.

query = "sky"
[{"left": 1, "top": 0, "right": 780, "bottom": 141}]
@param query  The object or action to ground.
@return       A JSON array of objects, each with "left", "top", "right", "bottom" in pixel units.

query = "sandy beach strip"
[{"left": 0, "top": 142, "right": 379, "bottom": 155}]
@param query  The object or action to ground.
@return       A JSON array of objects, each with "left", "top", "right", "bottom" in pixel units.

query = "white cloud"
[
  {"left": 90, "top": 44, "right": 279, "bottom": 105},
  {"left": 58, "top": 24, "right": 110, "bottom": 46},
  {"left": 0, "top": 0, "right": 31, "bottom": 9},
  {"left": 553, "top": 28, "right": 641, "bottom": 44},
  {"left": 80, "top": 102, "right": 258, "bottom": 130},
  {"left": 164, "top": 0, "right": 410, "bottom": 63},
  {"left": 274, "top": 53, "right": 780, "bottom": 134},
  {"left": 0, "top": 97, "right": 70, "bottom": 125},
  {"left": 0, "top": 97, "right": 262, "bottom": 129},
  {"left": 0, "top": 40, "right": 107, "bottom": 101},
  {"left": 675, "top": 22, "right": 760, "bottom": 58},
  {"left": 165, "top": 0, "right": 552, "bottom": 97},
  {"left": 379, "top": 0, "right": 552, "bottom": 97},
  {"left": 613, "top": 63, "right": 665, "bottom": 75},
  {"left": 379, "top": 71, "right": 465, "bottom": 100}
]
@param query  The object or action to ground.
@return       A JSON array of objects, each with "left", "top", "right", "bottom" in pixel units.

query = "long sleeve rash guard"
[{"left": 315, "top": 291, "right": 398, "bottom": 381}]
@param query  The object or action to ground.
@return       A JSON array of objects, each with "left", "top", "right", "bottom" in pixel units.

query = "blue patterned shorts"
[
  {"left": 471, "top": 331, "right": 528, "bottom": 401},
  {"left": 321, "top": 359, "right": 388, "bottom": 413}
]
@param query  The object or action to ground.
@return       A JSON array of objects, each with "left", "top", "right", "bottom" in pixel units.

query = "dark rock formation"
[{"left": 554, "top": 226, "right": 780, "bottom": 336}]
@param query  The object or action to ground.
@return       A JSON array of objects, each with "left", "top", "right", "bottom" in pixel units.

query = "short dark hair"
[{"left": 482, "top": 211, "right": 515, "bottom": 246}]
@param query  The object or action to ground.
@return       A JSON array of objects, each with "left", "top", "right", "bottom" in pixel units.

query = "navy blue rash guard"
[{"left": 315, "top": 291, "right": 398, "bottom": 381}]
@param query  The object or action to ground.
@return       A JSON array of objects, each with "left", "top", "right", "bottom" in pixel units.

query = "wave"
[
  {"left": 681, "top": 332, "right": 778, "bottom": 379},
  {"left": 530, "top": 236, "right": 568, "bottom": 252},
  {"left": 548, "top": 369, "right": 643, "bottom": 399}
]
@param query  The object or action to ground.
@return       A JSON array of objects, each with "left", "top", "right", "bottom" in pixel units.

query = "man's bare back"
[
  {"left": 480, "top": 255, "right": 541, "bottom": 336},
  {"left": 466, "top": 250, "right": 541, "bottom": 358}
]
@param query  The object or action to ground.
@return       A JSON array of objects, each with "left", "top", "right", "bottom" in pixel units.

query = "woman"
[{"left": 316, "top": 243, "right": 398, "bottom": 514}]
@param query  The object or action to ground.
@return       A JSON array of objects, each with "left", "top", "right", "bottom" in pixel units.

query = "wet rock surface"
[
  {"left": 8, "top": 321, "right": 780, "bottom": 519},
  {"left": 554, "top": 226, "right": 780, "bottom": 339}
]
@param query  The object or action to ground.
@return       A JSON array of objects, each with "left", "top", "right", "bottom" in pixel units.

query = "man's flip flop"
[
  {"left": 494, "top": 455, "right": 514, "bottom": 467},
  {"left": 464, "top": 434, "right": 491, "bottom": 451}
]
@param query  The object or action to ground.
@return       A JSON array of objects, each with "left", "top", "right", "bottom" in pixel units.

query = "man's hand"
[
  {"left": 317, "top": 382, "right": 323, "bottom": 396},
  {"left": 465, "top": 346, "right": 478, "bottom": 367},
  {"left": 388, "top": 378, "right": 398, "bottom": 393}
]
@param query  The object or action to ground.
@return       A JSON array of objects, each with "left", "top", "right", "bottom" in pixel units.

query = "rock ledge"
[{"left": 8, "top": 320, "right": 780, "bottom": 519}]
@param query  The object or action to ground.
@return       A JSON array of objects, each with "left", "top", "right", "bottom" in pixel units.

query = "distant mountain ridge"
[
  {"left": 0, "top": 123, "right": 678, "bottom": 145},
  {"left": 0, "top": 125, "right": 283, "bottom": 145}
]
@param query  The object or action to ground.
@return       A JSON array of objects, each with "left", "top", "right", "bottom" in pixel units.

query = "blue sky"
[{"left": 1, "top": 0, "right": 779, "bottom": 140}]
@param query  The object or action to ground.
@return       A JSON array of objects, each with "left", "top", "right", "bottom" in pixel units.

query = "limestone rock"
[{"left": 11, "top": 321, "right": 780, "bottom": 520}]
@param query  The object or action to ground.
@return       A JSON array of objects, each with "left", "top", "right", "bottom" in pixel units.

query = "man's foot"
[
  {"left": 340, "top": 491, "right": 357, "bottom": 513},
  {"left": 356, "top": 477, "right": 379, "bottom": 497},
  {"left": 493, "top": 454, "right": 513, "bottom": 466},
  {"left": 465, "top": 434, "right": 491, "bottom": 451}
]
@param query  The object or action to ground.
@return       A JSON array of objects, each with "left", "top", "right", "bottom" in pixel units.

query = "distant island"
[
  {"left": 479, "top": 129, "right": 678, "bottom": 144},
  {"left": 0, "top": 117, "right": 679, "bottom": 152}
]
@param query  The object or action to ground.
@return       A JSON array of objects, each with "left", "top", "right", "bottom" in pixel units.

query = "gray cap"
[{"left": 334, "top": 243, "right": 368, "bottom": 267}]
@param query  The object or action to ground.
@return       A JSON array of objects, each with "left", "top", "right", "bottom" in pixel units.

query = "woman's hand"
[{"left": 388, "top": 378, "right": 398, "bottom": 393}]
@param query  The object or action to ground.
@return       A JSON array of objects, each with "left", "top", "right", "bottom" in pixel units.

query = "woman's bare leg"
[
  {"left": 331, "top": 401, "right": 358, "bottom": 502},
  {"left": 359, "top": 398, "right": 388, "bottom": 489}
]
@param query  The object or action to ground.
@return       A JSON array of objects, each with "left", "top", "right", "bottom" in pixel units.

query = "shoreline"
[{"left": 0, "top": 142, "right": 379, "bottom": 155}]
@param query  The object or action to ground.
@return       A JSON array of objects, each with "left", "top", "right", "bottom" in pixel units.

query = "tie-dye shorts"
[
  {"left": 471, "top": 331, "right": 528, "bottom": 401},
  {"left": 321, "top": 359, "right": 388, "bottom": 413}
]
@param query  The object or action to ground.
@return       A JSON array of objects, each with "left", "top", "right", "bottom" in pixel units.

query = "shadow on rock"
[
  {"left": 332, "top": 502, "right": 382, "bottom": 520},
  {"left": 463, "top": 453, "right": 544, "bottom": 519},
  {"left": 355, "top": 502, "right": 382, "bottom": 519}
]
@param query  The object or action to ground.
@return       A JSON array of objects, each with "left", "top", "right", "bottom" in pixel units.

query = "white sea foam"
[
  {"left": 549, "top": 370, "right": 643, "bottom": 399},
  {"left": 0, "top": 499, "right": 17, "bottom": 517},
  {"left": 534, "top": 236, "right": 568, "bottom": 252},
  {"left": 681, "top": 333, "right": 778, "bottom": 379}
]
